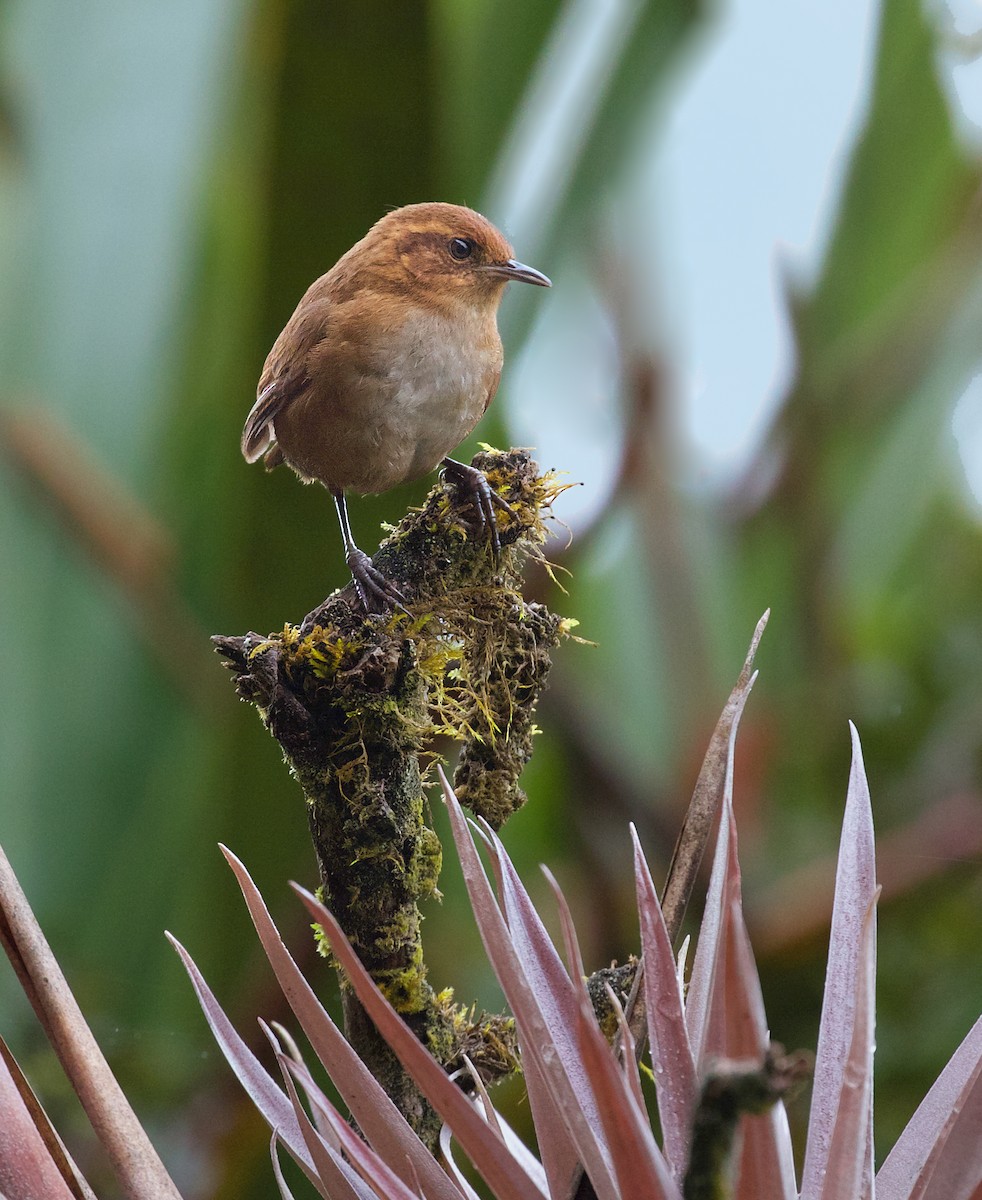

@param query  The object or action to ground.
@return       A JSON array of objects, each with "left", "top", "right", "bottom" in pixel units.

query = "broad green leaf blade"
[
  {"left": 805, "top": 0, "right": 979, "bottom": 355},
  {"left": 752, "top": 0, "right": 982, "bottom": 648},
  {"left": 434, "top": 0, "right": 703, "bottom": 357},
  {"left": 0, "top": 0, "right": 256, "bottom": 1065}
]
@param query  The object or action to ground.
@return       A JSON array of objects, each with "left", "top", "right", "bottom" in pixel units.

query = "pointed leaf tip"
[
  {"left": 742, "top": 610, "right": 770, "bottom": 677},
  {"left": 219, "top": 843, "right": 245, "bottom": 870},
  {"left": 800, "top": 722, "right": 877, "bottom": 1200}
]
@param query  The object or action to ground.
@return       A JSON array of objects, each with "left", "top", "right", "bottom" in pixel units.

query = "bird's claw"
[
  {"left": 441, "top": 458, "right": 514, "bottom": 562},
  {"left": 346, "top": 548, "right": 410, "bottom": 615}
]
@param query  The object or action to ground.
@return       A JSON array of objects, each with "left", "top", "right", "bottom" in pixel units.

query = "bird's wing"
[
  {"left": 241, "top": 295, "right": 333, "bottom": 464},
  {"left": 241, "top": 375, "right": 297, "bottom": 463}
]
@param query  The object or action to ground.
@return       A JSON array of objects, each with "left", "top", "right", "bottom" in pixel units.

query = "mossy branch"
[
  {"left": 683, "top": 1046, "right": 812, "bottom": 1200},
  {"left": 213, "top": 449, "right": 571, "bottom": 1144}
]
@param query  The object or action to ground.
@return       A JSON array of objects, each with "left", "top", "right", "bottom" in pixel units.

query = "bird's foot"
[
  {"left": 346, "top": 548, "right": 410, "bottom": 615},
  {"left": 441, "top": 457, "right": 514, "bottom": 562}
]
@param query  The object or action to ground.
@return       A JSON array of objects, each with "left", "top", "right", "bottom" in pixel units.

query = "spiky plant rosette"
[{"left": 171, "top": 686, "right": 982, "bottom": 1200}]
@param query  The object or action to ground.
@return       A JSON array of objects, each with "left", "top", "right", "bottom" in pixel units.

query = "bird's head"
[{"left": 351, "top": 202, "right": 551, "bottom": 313}]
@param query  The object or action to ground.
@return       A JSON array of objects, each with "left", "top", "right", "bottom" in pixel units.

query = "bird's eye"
[{"left": 448, "top": 237, "right": 475, "bottom": 261}]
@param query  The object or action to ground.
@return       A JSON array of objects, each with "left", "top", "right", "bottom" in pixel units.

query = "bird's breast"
[
  {"left": 271, "top": 301, "right": 503, "bottom": 495},
  {"left": 384, "top": 307, "right": 499, "bottom": 411},
  {"left": 376, "top": 306, "right": 503, "bottom": 481}
]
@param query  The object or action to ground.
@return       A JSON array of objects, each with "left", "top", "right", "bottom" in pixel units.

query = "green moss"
[
  {"left": 423, "top": 990, "right": 521, "bottom": 1085},
  {"left": 587, "top": 958, "right": 639, "bottom": 1041},
  {"left": 375, "top": 939, "right": 430, "bottom": 1013},
  {"left": 410, "top": 825, "right": 443, "bottom": 901}
]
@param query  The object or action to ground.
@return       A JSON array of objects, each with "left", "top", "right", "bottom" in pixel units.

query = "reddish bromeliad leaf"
[{"left": 175, "top": 714, "right": 982, "bottom": 1200}]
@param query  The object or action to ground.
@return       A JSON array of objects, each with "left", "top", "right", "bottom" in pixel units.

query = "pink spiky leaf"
[
  {"left": 0, "top": 1049, "right": 78, "bottom": 1200},
  {"left": 876, "top": 1013, "right": 982, "bottom": 1200},
  {"left": 458, "top": 1056, "right": 503, "bottom": 1138},
  {"left": 268, "top": 1020, "right": 332, "bottom": 1143},
  {"left": 166, "top": 932, "right": 318, "bottom": 1185},
  {"left": 440, "top": 770, "right": 619, "bottom": 1199},
  {"left": 605, "top": 982, "right": 648, "bottom": 1120},
  {"left": 726, "top": 898, "right": 798, "bottom": 1200},
  {"left": 684, "top": 683, "right": 753, "bottom": 1068},
  {"left": 291, "top": 882, "right": 548, "bottom": 1200},
  {"left": 632, "top": 824, "right": 697, "bottom": 1181},
  {"left": 468, "top": 812, "right": 586, "bottom": 1195},
  {"left": 683, "top": 693, "right": 797, "bottom": 1199},
  {"left": 695, "top": 827, "right": 799, "bottom": 1200},
  {"left": 281, "top": 1056, "right": 423, "bottom": 1200},
  {"left": 451, "top": 1060, "right": 550, "bottom": 1198},
  {"left": 542, "top": 868, "right": 679, "bottom": 1200},
  {"left": 270, "top": 1132, "right": 300, "bottom": 1200},
  {"left": 521, "top": 1051, "right": 575, "bottom": 1197},
  {"left": 439, "top": 1125, "right": 483, "bottom": 1200},
  {"left": 571, "top": 998, "right": 680, "bottom": 1200},
  {"left": 539, "top": 865, "right": 588, "bottom": 990},
  {"left": 816, "top": 891, "right": 878, "bottom": 1200},
  {"left": 274, "top": 1047, "right": 368, "bottom": 1200},
  {"left": 219, "top": 847, "right": 461, "bottom": 1200},
  {"left": 661, "top": 615, "right": 768, "bottom": 943},
  {"left": 800, "top": 723, "right": 878, "bottom": 1200}
]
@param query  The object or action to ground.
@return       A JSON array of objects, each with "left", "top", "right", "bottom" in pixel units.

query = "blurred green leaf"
[
  {"left": 0, "top": 0, "right": 253, "bottom": 1108},
  {"left": 2, "top": 0, "right": 982, "bottom": 1190}
]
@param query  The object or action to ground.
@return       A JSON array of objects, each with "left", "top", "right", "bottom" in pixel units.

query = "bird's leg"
[
  {"left": 440, "top": 457, "right": 515, "bottom": 562},
  {"left": 333, "top": 491, "right": 408, "bottom": 613}
]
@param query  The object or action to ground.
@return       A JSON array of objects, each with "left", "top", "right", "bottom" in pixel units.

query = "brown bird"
[{"left": 242, "top": 201, "right": 551, "bottom": 610}]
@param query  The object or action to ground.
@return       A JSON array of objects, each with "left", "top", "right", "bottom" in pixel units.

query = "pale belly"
[
  {"left": 386, "top": 334, "right": 493, "bottom": 482},
  {"left": 275, "top": 306, "right": 502, "bottom": 495}
]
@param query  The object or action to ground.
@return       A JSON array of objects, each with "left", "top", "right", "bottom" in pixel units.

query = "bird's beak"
[{"left": 481, "top": 258, "right": 552, "bottom": 287}]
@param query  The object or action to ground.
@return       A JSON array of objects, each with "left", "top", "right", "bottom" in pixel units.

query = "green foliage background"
[{"left": 2, "top": 0, "right": 981, "bottom": 1193}]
